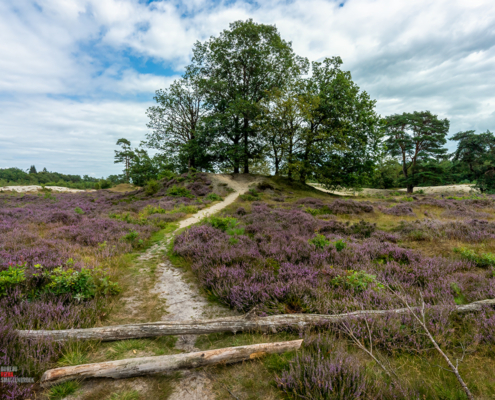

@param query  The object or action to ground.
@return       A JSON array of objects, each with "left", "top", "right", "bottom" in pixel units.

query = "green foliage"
[
  {"left": 0, "top": 167, "right": 99, "bottom": 189},
  {"left": 0, "top": 264, "right": 120, "bottom": 300},
  {"left": 166, "top": 185, "right": 193, "bottom": 198},
  {"left": 240, "top": 188, "right": 260, "bottom": 201},
  {"left": 308, "top": 234, "right": 330, "bottom": 250},
  {"left": 0, "top": 265, "right": 26, "bottom": 296},
  {"left": 109, "top": 390, "right": 141, "bottom": 400},
  {"left": 206, "top": 192, "right": 222, "bottom": 201},
  {"left": 207, "top": 216, "right": 239, "bottom": 232},
  {"left": 332, "top": 270, "right": 384, "bottom": 292},
  {"left": 98, "top": 179, "right": 112, "bottom": 189},
  {"left": 454, "top": 247, "right": 495, "bottom": 268},
  {"left": 144, "top": 179, "right": 160, "bottom": 196},
  {"left": 47, "top": 381, "right": 80, "bottom": 400},
  {"left": 74, "top": 207, "right": 85, "bottom": 215},
  {"left": 189, "top": 19, "right": 306, "bottom": 173},
  {"left": 122, "top": 230, "right": 139, "bottom": 242},
  {"left": 384, "top": 110, "right": 450, "bottom": 193},
  {"left": 333, "top": 239, "right": 347, "bottom": 252}
]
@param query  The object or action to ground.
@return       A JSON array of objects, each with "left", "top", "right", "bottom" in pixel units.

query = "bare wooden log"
[
  {"left": 18, "top": 299, "right": 495, "bottom": 342},
  {"left": 40, "top": 339, "right": 303, "bottom": 387}
]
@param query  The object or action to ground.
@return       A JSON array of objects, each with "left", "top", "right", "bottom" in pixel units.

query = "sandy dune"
[{"left": 310, "top": 183, "right": 477, "bottom": 196}]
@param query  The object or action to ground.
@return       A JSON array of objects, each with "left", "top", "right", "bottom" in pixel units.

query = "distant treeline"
[{"left": 0, "top": 167, "right": 124, "bottom": 190}]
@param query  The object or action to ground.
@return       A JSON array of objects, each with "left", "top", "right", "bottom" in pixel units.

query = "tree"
[
  {"left": 451, "top": 130, "right": 495, "bottom": 192},
  {"left": 189, "top": 19, "right": 307, "bottom": 173},
  {"left": 145, "top": 77, "right": 209, "bottom": 170},
  {"left": 294, "top": 58, "right": 382, "bottom": 188},
  {"left": 257, "top": 85, "right": 305, "bottom": 176},
  {"left": 114, "top": 138, "right": 134, "bottom": 182},
  {"left": 384, "top": 111, "right": 449, "bottom": 193},
  {"left": 29, "top": 165, "right": 37, "bottom": 174}
]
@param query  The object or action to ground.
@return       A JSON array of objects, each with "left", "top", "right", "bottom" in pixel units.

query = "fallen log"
[
  {"left": 18, "top": 299, "right": 495, "bottom": 342},
  {"left": 40, "top": 339, "right": 303, "bottom": 387}
]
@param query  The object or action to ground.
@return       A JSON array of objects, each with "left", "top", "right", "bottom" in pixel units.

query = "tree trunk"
[
  {"left": 407, "top": 184, "right": 414, "bottom": 194},
  {"left": 18, "top": 299, "right": 495, "bottom": 342},
  {"left": 243, "top": 118, "right": 249, "bottom": 174},
  {"left": 40, "top": 340, "right": 303, "bottom": 388}
]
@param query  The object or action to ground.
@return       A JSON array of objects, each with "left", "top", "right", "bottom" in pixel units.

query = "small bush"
[
  {"left": 207, "top": 216, "right": 239, "bottom": 232},
  {"left": 167, "top": 185, "right": 193, "bottom": 198},
  {"left": 206, "top": 193, "right": 222, "bottom": 202},
  {"left": 454, "top": 247, "right": 495, "bottom": 268},
  {"left": 333, "top": 239, "right": 347, "bottom": 252},
  {"left": 144, "top": 179, "right": 160, "bottom": 196},
  {"left": 240, "top": 188, "right": 260, "bottom": 201},
  {"left": 332, "top": 270, "right": 384, "bottom": 292},
  {"left": 74, "top": 207, "right": 85, "bottom": 215},
  {"left": 122, "top": 230, "right": 139, "bottom": 242},
  {"left": 309, "top": 234, "right": 331, "bottom": 250}
]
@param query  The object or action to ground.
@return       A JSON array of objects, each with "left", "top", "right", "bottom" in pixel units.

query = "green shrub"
[
  {"left": 206, "top": 193, "right": 222, "bottom": 202},
  {"left": 167, "top": 185, "right": 193, "bottom": 198},
  {"left": 454, "top": 247, "right": 495, "bottom": 268},
  {"left": 144, "top": 179, "right": 160, "bottom": 196},
  {"left": 207, "top": 216, "right": 239, "bottom": 232},
  {"left": 0, "top": 264, "right": 120, "bottom": 300},
  {"left": 308, "top": 234, "right": 330, "bottom": 250},
  {"left": 333, "top": 239, "right": 347, "bottom": 252},
  {"left": 0, "top": 265, "right": 26, "bottom": 296},
  {"left": 240, "top": 188, "right": 260, "bottom": 201},
  {"left": 332, "top": 270, "right": 384, "bottom": 292},
  {"left": 74, "top": 207, "right": 85, "bottom": 215},
  {"left": 122, "top": 230, "right": 139, "bottom": 242},
  {"left": 98, "top": 179, "right": 112, "bottom": 189}
]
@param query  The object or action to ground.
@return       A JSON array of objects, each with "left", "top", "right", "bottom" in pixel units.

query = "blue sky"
[{"left": 1, "top": 0, "right": 494, "bottom": 177}]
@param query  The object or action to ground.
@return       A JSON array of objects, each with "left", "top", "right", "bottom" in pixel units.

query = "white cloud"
[{"left": 1, "top": 0, "right": 494, "bottom": 174}]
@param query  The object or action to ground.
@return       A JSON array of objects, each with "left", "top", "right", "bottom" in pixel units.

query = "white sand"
[
  {"left": 310, "top": 183, "right": 477, "bottom": 196},
  {"left": 0, "top": 185, "right": 94, "bottom": 193}
]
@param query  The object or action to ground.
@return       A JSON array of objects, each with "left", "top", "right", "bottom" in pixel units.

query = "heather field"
[
  {"left": 3, "top": 175, "right": 495, "bottom": 399},
  {"left": 172, "top": 179, "right": 495, "bottom": 399},
  {"left": 0, "top": 172, "right": 218, "bottom": 399}
]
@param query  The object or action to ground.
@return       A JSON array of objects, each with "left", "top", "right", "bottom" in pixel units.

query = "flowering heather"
[
  {"left": 0, "top": 171, "right": 213, "bottom": 398},
  {"left": 382, "top": 203, "right": 416, "bottom": 217}
]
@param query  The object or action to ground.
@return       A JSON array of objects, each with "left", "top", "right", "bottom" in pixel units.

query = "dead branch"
[
  {"left": 40, "top": 339, "right": 303, "bottom": 388},
  {"left": 18, "top": 298, "right": 495, "bottom": 342}
]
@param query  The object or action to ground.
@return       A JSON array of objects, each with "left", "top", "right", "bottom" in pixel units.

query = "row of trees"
[
  {"left": 0, "top": 167, "right": 103, "bottom": 189},
  {"left": 141, "top": 20, "right": 382, "bottom": 189},
  {"left": 114, "top": 20, "right": 493, "bottom": 194}
]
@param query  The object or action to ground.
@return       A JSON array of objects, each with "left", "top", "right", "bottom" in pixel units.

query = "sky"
[{"left": 1, "top": 0, "right": 494, "bottom": 177}]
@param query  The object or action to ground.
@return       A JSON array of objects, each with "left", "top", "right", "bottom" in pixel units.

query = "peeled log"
[
  {"left": 40, "top": 339, "right": 303, "bottom": 387},
  {"left": 17, "top": 299, "right": 495, "bottom": 342}
]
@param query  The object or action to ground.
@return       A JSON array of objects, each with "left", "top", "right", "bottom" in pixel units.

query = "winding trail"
[{"left": 151, "top": 174, "right": 260, "bottom": 400}]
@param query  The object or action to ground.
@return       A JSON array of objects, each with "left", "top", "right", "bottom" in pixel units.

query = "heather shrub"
[
  {"left": 235, "top": 207, "right": 247, "bottom": 216},
  {"left": 276, "top": 339, "right": 367, "bottom": 399},
  {"left": 383, "top": 204, "right": 416, "bottom": 217},
  {"left": 327, "top": 199, "right": 374, "bottom": 214}
]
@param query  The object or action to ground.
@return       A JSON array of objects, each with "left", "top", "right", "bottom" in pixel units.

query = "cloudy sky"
[{"left": 1, "top": 0, "right": 494, "bottom": 177}]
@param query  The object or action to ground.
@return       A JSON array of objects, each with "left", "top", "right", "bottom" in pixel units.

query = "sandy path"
[
  {"left": 153, "top": 174, "right": 258, "bottom": 400},
  {"left": 63, "top": 175, "right": 256, "bottom": 400},
  {"left": 0, "top": 185, "right": 93, "bottom": 193}
]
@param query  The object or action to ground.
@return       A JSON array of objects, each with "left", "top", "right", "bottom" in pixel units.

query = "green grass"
[{"left": 47, "top": 381, "right": 80, "bottom": 400}]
